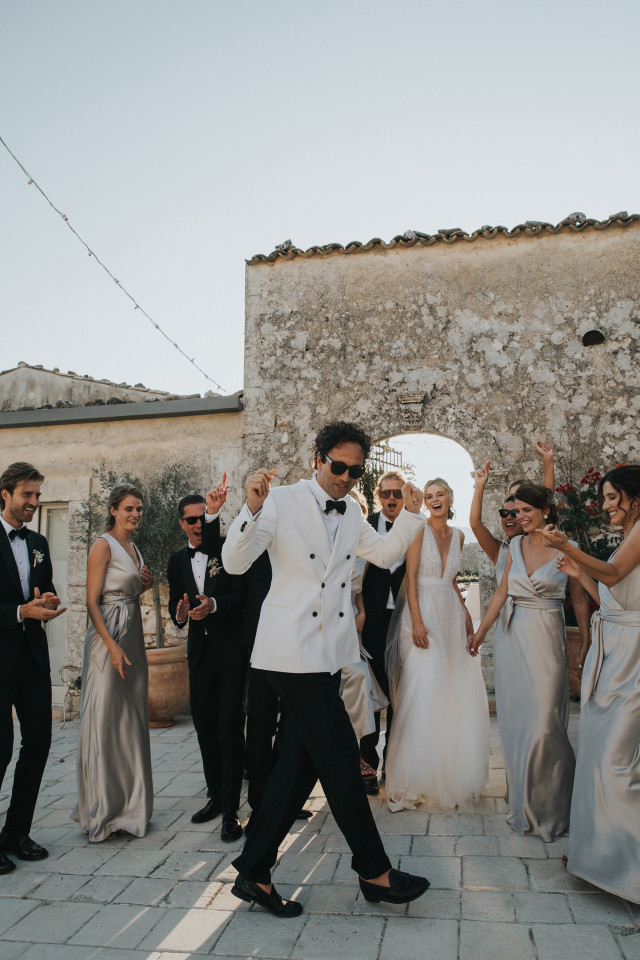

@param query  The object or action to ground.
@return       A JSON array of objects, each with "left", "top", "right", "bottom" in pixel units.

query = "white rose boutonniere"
[
  {"left": 207, "top": 557, "right": 222, "bottom": 578},
  {"left": 32, "top": 549, "right": 45, "bottom": 569}
]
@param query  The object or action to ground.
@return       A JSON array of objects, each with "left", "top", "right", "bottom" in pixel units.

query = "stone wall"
[
  {"left": 0, "top": 410, "right": 243, "bottom": 671},
  {"left": 243, "top": 221, "right": 640, "bottom": 689}
]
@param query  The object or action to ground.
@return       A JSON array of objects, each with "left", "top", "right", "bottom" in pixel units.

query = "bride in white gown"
[{"left": 385, "top": 478, "right": 489, "bottom": 811}]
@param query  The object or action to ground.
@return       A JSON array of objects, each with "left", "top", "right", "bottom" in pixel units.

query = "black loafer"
[
  {"left": 0, "top": 852, "right": 15, "bottom": 874},
  {"left": 191, "top": 799, "right": 222, "bottom": 824},
  {"left": 359, "top": 868, "right": 430, "bottom": 904},
  {"left": 0, "top": 833, "right": 48, "bottom": 862},
  {"left": 221, "top": 817, "right": 243, "bottom": 842},
  {"left": 231, "top": 873, "right": 303, "bottom": 917},
  {"left": 295, "top": 809, "right": 313, "bottom": 820}
]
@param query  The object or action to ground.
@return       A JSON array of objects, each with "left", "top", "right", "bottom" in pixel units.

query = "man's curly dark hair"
[{"left": 314, "top": 421, "right": 371, "bottom": 463}]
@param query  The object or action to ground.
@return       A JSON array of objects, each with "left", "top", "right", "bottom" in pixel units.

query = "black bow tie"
[
  {"left": 187, "top": 546, "right": 205, "bottom": 559},
  {"left": 325, "top": 500, "right": 346, "bottom": 516},
  {"left": 385, "top": 520, "right": 393, "bottom": 532},
  {"left": 8, "top": 527, "right": 27, "bottom": 541}
]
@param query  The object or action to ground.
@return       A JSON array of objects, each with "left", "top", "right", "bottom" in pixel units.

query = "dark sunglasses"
[
  {"left": 380, "top": 489, "right": 403, "bottom": 500},
  {"left": 499, "top": 508, "right": 518, "bottom": 519},
  {"left": 181, "top": 514, "right": 205, "bottom": 526},
  {"left": 324, "top": 455, "right": 366, "bottom": 480}
]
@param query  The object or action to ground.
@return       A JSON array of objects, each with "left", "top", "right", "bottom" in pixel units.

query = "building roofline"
[
  {"left": 0, "top": 394, "right": 242, "bottom": 429},
  {"left": 247, "top": 211, "right": 640, "bottom": 265},
  {"left": 0, "top": 361, "right": 181, "bottom": 398}
]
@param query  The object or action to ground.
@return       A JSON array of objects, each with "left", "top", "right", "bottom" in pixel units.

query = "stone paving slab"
[{"left": 0, "top": 710, "right": 638, "bottom": 960}]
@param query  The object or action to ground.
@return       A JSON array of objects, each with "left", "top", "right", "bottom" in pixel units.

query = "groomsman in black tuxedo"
[
  {"left": 0, "top": 462, "right": 66, "bottom": 874},
  {"left": 360, "top": 470, "right": 408, "bottom": 789},
  {"left": 167, "top": 480, "right": 247, "bottom": 842}
]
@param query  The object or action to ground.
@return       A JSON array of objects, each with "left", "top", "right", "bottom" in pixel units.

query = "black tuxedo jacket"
[
  {"left": 241, "top": 550, "right": 272, "bottom": 650},
  {"left": 361, "top": 512, "right": 406, "bottom": 654},
  {"left": 167, "top": 517, "right": 246, "bottom": 671},
  {"left": 0, "top": 527, "right": 55, "bottom": 677}
]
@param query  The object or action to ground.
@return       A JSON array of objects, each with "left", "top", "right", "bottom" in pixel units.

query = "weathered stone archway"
[{"left": 241, "top": 216, "right": 640, "bottom": 690}]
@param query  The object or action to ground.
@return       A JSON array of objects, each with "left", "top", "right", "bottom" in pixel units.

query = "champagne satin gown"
[
  {"left": 568, "top": 555, "right": 640, "bottom": 903},
  {"left": 73, "top": 534, "right": 153, "bottom": 841},
  {"left": 494, "top": 536, "right": 575, "bottom": 841}
]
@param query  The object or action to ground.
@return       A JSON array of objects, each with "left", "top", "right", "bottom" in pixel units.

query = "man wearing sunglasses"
[
  {"left": 167, "top": 485, "right": 247, "bottom": 841},
  {"left": 360, "top": 470, "right": 408, "bottom": 791},
  {"left": 221, "top": 421, "right": 429, "bottom": 918}
]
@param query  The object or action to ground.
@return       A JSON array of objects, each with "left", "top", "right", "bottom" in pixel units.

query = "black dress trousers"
[{"left": 233, "top": 669, "right": 392, "bottom": 884}]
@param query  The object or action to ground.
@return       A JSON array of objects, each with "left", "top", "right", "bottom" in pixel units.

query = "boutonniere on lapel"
[
  {"left": 32, "top": 549, "right": 44, "bottom": 569},
  {"left": 207, "top": 557, "right": 222, "bottom": 578}
]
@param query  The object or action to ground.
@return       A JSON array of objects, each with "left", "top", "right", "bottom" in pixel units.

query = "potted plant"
[
  {"left": 555, "top": 466, "right": 621, "bottom": 696},
  {"left": 75, "top": 462, "right": 200, "bottom": 725}
]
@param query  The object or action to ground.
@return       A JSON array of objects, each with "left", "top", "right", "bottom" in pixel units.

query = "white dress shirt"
[
  {"left": 307, "top": 475, "right": 343, "bottom": 547},
  {"left": 1, "top": 515, "right": 30, "bottom": 622},
  {"left": 178, "top": 511, "right": 220, "bottom": 625},
  {"left": 376, "top": 512, "right": 406, "bottom": 609}
]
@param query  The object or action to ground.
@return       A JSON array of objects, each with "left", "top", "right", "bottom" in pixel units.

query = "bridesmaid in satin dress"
[
  {"left": 469, "top": 442, "right": 556, "bottom": 582},
  {"left": 73, "top": 484, "right": 154, "bottom": 842},
  {"left": 468, "top": 483, "right": 590, "bottom": 841},
  {"left": 542, "top": 465, "right": 640, "bottom": 903}
]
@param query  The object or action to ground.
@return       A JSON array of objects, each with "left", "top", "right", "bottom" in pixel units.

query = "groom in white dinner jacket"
[{"left": 220, "top": 421, "right": 430, "bottom": 917}]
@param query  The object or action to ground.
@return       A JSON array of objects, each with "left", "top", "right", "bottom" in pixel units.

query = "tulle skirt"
[{"left": 385, "top": 581, "right": 489, "bottom": 810}]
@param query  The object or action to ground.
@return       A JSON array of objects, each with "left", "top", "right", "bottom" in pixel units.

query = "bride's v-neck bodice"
[{"left": 417, "top": 524, "right": 461, "bottom": 584}]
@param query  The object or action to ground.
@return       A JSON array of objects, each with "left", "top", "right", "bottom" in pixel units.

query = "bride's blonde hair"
[{"left": 423, "top": 478, "right": 455, "bottom": 519}]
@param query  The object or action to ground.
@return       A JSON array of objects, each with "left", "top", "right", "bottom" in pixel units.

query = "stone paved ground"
[{"left": 0, "top": 709, "right": 638, "bottom": 960}]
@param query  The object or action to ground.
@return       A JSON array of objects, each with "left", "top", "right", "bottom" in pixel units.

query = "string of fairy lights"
[{"left": 0, "top": 134, "right": 226, "bottom": 393}]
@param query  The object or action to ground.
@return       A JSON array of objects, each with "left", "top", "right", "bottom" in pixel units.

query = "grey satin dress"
[
  {"left": 73, "top": 534, "right": 153, "bottom": 841},
  {"left": 340, "top": 558, "right": 388, "bottom": 741},
  {"left": 568, "top": 556, "right": 640, "bottom": 903},
  {"left": 495, "top": 540, "right": 509, "bottom": 583},
  {"left": 494, "top": 536, "right": 575, "bottom": 841}
]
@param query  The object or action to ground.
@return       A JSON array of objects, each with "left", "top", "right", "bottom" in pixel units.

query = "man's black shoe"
[
  {"left": 359, "top": 868, "right": 429, "bottom": 904},
  {"left": 221, "top": 817, "right": 243, "bottom": 842},
  {"left": 0, "top": 833, "right": 48, "bottom": 862},
  {"left": 191, "top": 799, "right": 222, "bottom": 824},
  {"left": 0, "top": 852, "right": 15, "bottom": 874},
  {"left": 363, "top": 776, "right": 379, "bottom": 796},
  {"left": 295, "top": 809, "right": 313, "bottom": 820},
  {"left": 231, "top": 873, "right": 303, "bottom": 917}
]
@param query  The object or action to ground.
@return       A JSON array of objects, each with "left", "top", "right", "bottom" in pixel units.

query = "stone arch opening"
[{"left": 380, "top": 431, "right": 476, "bottom": 530}]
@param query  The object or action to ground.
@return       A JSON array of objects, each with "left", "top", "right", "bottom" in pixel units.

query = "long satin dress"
[
  {"left": 494, "top": 535, "right": 575, "bottom": 841},
  {"left": 340, "top": 558, "right": 388, "bottom": 741},
  {"left": 73, "top": 534, "right": 153, "bottom": 841},
  {"left": 385, "top": 526, "right": 489, "bottom": 810},
  {"left": 568, "top": 556, "right": 640, "bottom": 903},
  {"left": 495, "top": 540, "right": 509, "bottom": 583}
]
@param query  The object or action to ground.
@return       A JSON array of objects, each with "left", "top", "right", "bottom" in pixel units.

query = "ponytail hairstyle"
[
  {"left": 424, "top": 478, "right": 455, "bottom": 520},
  {"left": 105, "top": 484, "right": 144, "bottom": 530},
  {"left": 598, "top": 465, "right": 640, "bottom": 527},
  {"left": 513, "top": 483, "right": 558, "bottom": 526}
]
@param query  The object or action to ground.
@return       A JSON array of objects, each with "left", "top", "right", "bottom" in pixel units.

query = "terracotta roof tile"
[{"left": 247, "top": 211, "right": 640, "bottom": 264}]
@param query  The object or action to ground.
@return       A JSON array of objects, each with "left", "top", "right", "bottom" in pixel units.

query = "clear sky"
[{"left": 2, "top": 1, "right": 638, "bottom": 399}]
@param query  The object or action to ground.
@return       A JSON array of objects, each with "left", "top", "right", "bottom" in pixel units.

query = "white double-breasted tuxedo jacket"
[{"left": 221, "top": 479, "right": 425, "bottom": 675}]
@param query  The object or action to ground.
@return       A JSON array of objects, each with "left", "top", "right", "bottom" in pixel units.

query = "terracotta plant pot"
[
  {"left": 146, "top": 643, "right": 189, "bottom": 728},
  {"left": 565, "top": 625, "right": 583, "bottom": 699}
]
